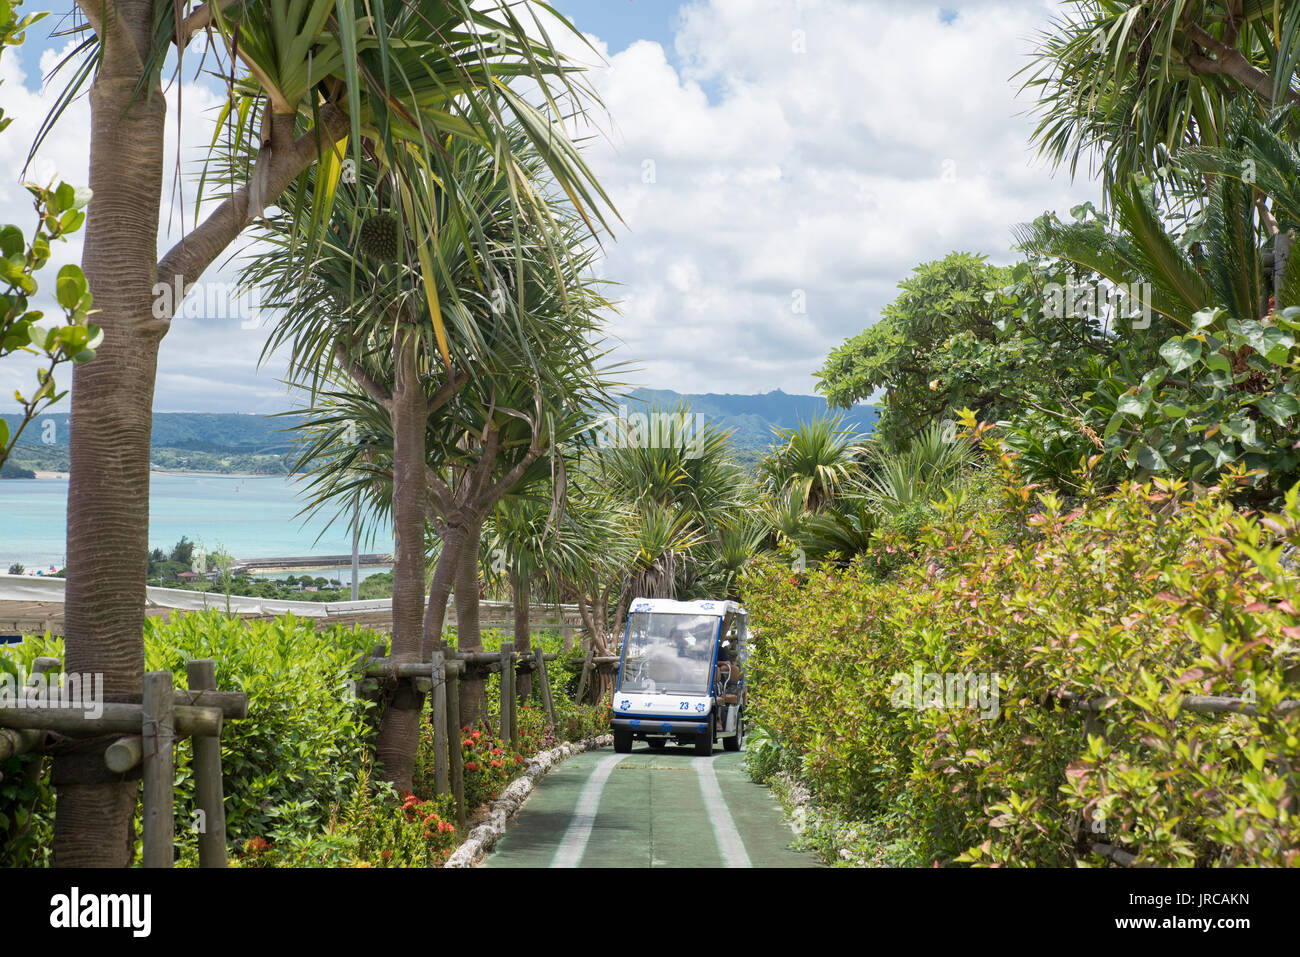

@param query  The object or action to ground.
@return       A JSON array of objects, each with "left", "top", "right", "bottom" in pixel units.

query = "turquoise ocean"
[{"left": 0, "top": 474, "right": 392, "bottom": 571}]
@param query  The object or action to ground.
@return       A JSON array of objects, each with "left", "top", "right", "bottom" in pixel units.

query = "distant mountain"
[
  {"left": 4, "top": 391, "right": 875, "bottom": 473},
  {"left": 623, "top": 389, "right": 878, "bottom": 454},
  {"left": 5, "top": 412, "right": 303, "bottom": 453}
]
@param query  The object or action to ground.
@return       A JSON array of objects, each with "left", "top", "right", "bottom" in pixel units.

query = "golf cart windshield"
[{"left": 618, "top": 612, "right": 720, "bottom": 695}]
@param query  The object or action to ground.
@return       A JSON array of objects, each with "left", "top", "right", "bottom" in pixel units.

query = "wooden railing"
[
  {"left": 361, "top": 643, "right": 561, "bottom": 829},
  {"left": 0, "top": 658, "right": 247, "bottom": 867}
]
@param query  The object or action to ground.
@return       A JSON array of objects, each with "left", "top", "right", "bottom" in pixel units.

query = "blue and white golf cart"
[{"left": 610, "top": 597, "right": 748, "bottom": 756}]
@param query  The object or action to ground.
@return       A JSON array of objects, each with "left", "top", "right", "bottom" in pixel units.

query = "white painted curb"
[{"left": 443, "top": 733, "right": 613, "bottom": 867}]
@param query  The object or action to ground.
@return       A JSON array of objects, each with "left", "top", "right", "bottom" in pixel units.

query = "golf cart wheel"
[
  {"left": 724, "top": 709, "right": 744, "bottom": 752},
  {"left": 614, "top": 728, "right": 633, "bottom": 753},
  {"left": 695, "top": 730, "right": 714, "bottom": 757}
]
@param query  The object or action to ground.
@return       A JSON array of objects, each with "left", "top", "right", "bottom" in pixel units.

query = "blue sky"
[
  {"left": 0, "top": 1, "right": 1100, "bottom": 413},
  {"left": 554, "top": 0, "right": 681, "bottom": 54}
]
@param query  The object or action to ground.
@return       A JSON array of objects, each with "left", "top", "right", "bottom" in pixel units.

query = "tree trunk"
[
  {"left": 374, "top": 326, "right": 427, "bottom": 791},
  {"left": 455, "top": 519, "right": 488, "bottom": 727},
  {"left": 421, "top": 525, "right": 463, "bottom": 659},
  {"left": 511, "top": 562, "right": 531, "bottom": 703},
  {"left": 53, "top": 7, "right": 166, "bottom": 866},
  {"left": 590, "top": 662, "right": 617, "bottom": 708}
]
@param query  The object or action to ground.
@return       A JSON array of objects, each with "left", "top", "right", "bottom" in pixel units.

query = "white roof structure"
[{"left": 627, "top": 597, "right": 744, "bottom": 617}]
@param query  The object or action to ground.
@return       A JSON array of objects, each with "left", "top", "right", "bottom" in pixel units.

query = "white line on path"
[
  {"left": 695, "top": 758, "right": 752, "bottom": 868},
  {"left": 551, "top": 753, "right": 626, "bottom": 868}
]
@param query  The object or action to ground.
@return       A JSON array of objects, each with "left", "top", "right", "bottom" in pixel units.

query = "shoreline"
[{"left": 14, "top": 469, "right": 288, "bottom": 480}]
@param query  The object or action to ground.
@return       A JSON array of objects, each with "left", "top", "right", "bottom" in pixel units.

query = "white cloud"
[
  {"left": 569, "top": 0, "right": 1098, "bottom": 396},
  {"left": 2, "top": 0, "right": 1099, "bottom": 413}
]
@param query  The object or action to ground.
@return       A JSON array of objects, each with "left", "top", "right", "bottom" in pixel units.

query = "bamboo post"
[
  {"left": 105, "top": 736, "right": 143, "bottom": 773},
  {"left": 0, "top": 657, "right": 59, "bottom": 762},
  {"left": 534, "top": 643, "right": 557, "bottom": 729},
  {"left": 446, "top": 661, "right": 465, "bottom": 830},
  {"left": 142, "top": 670, "right": 175, "bottom": 868},
  {"left": 498, "top": 641, "right": 514, "bottom": 748},
  {"left": 509, "top": 655, "right": 520, "bottom": 754},
  {"left": 187, "top": 659, "right": 228, "bottom": 868},
  {"left": 431, "top": 651, "right": 449, "bottom": 796}
]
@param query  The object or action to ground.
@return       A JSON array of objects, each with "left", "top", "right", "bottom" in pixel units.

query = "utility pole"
[{"left": 351, "top": 490, "right": 360, "bottom": 602}]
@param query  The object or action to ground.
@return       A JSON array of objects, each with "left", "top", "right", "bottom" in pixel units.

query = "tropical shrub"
[
  {"left": 143, "top": 612, "right": 380, "bottom": 854},
  {"left": 1078, "top": 308, "right": 1300, "bottom": 505},
  {"left": 228, "top": 755, "right": 458, "bottom": 868},
  {"left": 742, "top": 451, "right": 1300, "bottom": 866},
  {"left": 2, "top": 613, "right": 380, "bottom": 865}
]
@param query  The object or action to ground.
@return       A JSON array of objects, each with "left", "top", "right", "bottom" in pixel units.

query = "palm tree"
[
  {"left": 50, "top": 0, "right": 614, "bottom": 864},
  {"left": 759, "top": 416, "right": 862, "bottom": 511},
  {"left": 247, "top": 132, "right": 560, "bottom": 788},
  {"left": 577, "top": 406, "right": 754, "bottom": 662},
  {"left": 281, "top": 199, "right": 616, "bottom": 733},
  {"left": 858, "top": 423, "right": 973, "bottom": 515},
  {"left": 1014, "top": 165, "right": 1297, "bottom": 333}
]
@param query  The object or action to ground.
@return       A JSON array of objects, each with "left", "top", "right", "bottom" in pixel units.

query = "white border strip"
[
  {"left": 696, "top": 759, "right": 752, "bottom": 868},
  {"left": 551, "top": 753, "right": 627, "bottom": 868},
  {"left": 444, "top": 734, "right": 612, "bottom": 868}
]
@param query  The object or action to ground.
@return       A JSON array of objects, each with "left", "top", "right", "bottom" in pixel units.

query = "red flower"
[
  {"left": 490, "top": 760, "right": 501, "bottom": 768},
  {"left": 491, "top": 747, "right": 502, "bottom": 755},
  {"left": 466, "top": 761, "right": 478, "bottom": 771},
  {"left": 462, "top": 739, "right": 474, "bottom": 747},
  {"left": 380, "top": 850, "right": 393, "bottom": 861},
  {"left": 245, "top": 836, "right": 269, "bottom": 855}
]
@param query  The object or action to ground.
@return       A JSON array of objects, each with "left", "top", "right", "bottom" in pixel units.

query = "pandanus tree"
[
  {"left": 422, "top": 306, "right": 615, "bottom": 726},
  {"left": 758, "top": 416, "right": 862, "bottom": 511},
  {"left": 1020, "top": 0, "right": 1300, "bottom": 203},
  {"left": 49, "top": 0, "right": 611, "bottom": 859},
  {"left": 251, "top": 138, "right": 612, "bottom": 785},
  {"left": 279, "top": 208, "right": 615, "bottom": 742}
]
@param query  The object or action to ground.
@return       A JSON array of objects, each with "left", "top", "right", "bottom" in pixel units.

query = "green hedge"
[
  {"left": 2, "top": 614, "right": 606, "bottom": 867},
  {"left": 742, "top": 468, "right": 1300, "bottom": 867}
]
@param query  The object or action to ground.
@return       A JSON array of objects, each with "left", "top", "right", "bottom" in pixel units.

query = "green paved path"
[{"left": 482, "top": 744, "right": 822, "bottom": 868}]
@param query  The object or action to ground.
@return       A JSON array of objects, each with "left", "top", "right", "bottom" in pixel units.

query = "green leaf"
[
  {"left": 53, "top": 182, "right": 75, "bottom": 213},
  {"left": 0, "top": 224, "right": 21, "bottom": 259},
  {"left": 55, "top": 264, "right": 85, "bottom": 310},
  {"left": 1191, "top": 307, "right": 1220, "bottom": 331},
  {"left": 1256, "top": 394, "right": 1300, "bottom": 426},
  {"left": 1117, "top": 386, "right": 1152, "bottom": 417},
  {"left": 1137, "top": 445, "right": 1168, "bottom": 471},
  {"left": 1158, "top": 336, "right": 1202, "bottom": 373}
]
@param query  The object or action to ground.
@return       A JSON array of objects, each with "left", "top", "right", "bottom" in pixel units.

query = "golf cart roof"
[{"left": 627, "top": 598, "right": 745, "bottom": 618}]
